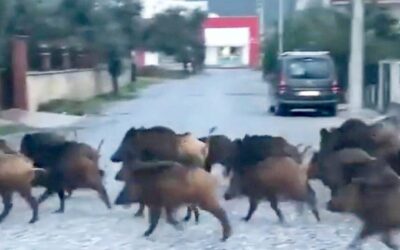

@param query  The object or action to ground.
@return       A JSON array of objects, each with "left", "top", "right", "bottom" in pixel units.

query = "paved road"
[{"left": 0, "top": 69, "right": 386, "bottom": 249}]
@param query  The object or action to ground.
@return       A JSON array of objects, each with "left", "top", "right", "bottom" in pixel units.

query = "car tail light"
[
  {"left": 331, "top": 80, "right": 339, "bottom": 94},
  {"left": 279, "top": 75, "right": 287, "bottom": 94}
]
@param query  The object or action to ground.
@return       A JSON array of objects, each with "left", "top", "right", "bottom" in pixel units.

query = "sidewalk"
[{"left": 0, "top": 108, "right": 114, "bottom": 149}]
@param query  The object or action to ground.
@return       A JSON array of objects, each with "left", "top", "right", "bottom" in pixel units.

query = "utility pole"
[
  {"left": 348, "top": 0, "right": 364, "bottom": 111},
  {"left": 256, "top": 0, "right": 265, "bottom": 39},
  {"left": 278, "top": 0, "right": 284, "bottom": 54}
]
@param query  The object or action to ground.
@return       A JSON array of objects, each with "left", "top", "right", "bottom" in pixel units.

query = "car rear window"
[{"left": 287, "top": 58, "right": 331, "bottom": 79}]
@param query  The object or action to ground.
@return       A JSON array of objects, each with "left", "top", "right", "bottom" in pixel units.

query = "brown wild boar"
[
  {"left": 115, "top": 161, "right": 232, "bottom": 241},
  {"left": 327, "top": 173, "right": 400, "bottom": 250},
  {"left": 224, "top": 156, "right": 320, "bottom": 223},
  {"left": 319, "top": 119, "right": 400, "bottom": 175},
  {"left": 112, "top": 126, "right": 213, "bottom": 219},
  {"left": 309, "top": 148, "right": 377, "bottom": 194},
  {"left": 35, "top": 141, "right": 111, "bottom": 213},
  {"left": 0, "top": 153, "right": 45, "bottom": 223}
]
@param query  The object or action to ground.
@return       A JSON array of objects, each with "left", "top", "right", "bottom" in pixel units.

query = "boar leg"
[
  {"left": 183, "top": 206, "right": 192, "bottom": 222},
  {"left": 192, "top": 205, "right": 200, "bottom": 223},
  {"left": 305, "top": 184, "right": 320, "bottom": 222},
  {"left": 18, "top": 187, "right": 39, "bottom": 223},
  {"left": 144, "top": 207, "right": 162, "bottom": 237},
  {"left": 382, "top": 231, "right": 399, "bottom": 250},
  {"left": 268, "top": 195, "right": 285, "bottom": 223},
  {"left": 348, "top": 226, "right": 374, "bottom": 250},
  {"left": 242, "top": 198, "right": 259, "bottom": 222},
  {"left": 166, "top": 207, "right": 183, "bottom": 231},
  {"left": 38, "top": 189, "right": 54, "bottom": 204},
  {"left": 0, "top": 191, "right": 13, "bottom": 223},
  {"left": 94, "top": 184, "right": 112, "bottom": 210},
  {"left": 183, "top": 205, "right": 200, "bottom": 223},
  {"left": 200, "top": 199, "right": 232, "bottom": 241},
  {"left": 134, "top": 203, "right": 145, "bottom": 217},
  {"left": 54, "top": 189, "right": 65, "bottom": 213}
]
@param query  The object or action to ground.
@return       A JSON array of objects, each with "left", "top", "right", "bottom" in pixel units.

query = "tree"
[
  {"left": 57, "top": 0, "right": 142, "bottom": 94},
  {"left": 0, "top": 0, "right": 142, "bottom": 93},
  {"left": 143, "top": 8, "right": 206, "bottom": 72}
]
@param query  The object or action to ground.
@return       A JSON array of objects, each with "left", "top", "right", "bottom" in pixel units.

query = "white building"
[{"left": 141, "top": 0, "right": 208, "bottom": 19}]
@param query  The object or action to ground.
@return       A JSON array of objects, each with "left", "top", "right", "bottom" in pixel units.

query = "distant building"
[{"left": 203, "top": 16, "right": 260, "bottom": 68}]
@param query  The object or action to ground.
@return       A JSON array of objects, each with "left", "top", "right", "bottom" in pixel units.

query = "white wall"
[
  {"left": 242, "top": 45, "right": 250, "bottom": 65},
  {"left": 205, "top": 27, "right": 250, "bottom": 47},
  {"left": 205, "top": 47, "right": 218, "bottom": 65},
  {"left": 204, "top": 27, "right": 250, "bottom": 66},
  {"left": 144, "top": 52, "right": 159, "bottom": 66},
  {"left": 26, "top": 66, "right": 131, "bottom": 111}
]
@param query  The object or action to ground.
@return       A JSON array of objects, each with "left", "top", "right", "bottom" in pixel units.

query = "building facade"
[{"left": 203, "top": 16, "right": 260, "bottom": 68}]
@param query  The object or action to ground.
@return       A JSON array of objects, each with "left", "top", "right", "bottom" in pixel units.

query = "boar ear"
[
  {"left": 97, "top": 139, "right": 105, "bottom": 153},
  {"left": 209, "top": 126, "right": 217, "bottom": 135}
]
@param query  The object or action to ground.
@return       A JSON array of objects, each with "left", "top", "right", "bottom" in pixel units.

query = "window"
[{"left": 287, "top": 58, "right": 331, "bottom": 79}]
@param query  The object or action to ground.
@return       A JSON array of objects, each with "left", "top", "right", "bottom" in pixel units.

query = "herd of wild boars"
[{"left": 1, "top": 118, "right": 400, "bottom": 247}]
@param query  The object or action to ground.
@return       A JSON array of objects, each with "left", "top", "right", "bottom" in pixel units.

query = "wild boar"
[
  {"left": 115, "top": 161, "right": 232, "bottom": 241},
  {"left": 327, "top": 172, "right": 400, "bottom": 250},
  {"left": 0, "top": 153, "right": 45, "bottom": 223},
  {"left": 34, "top": 141, "right": 110, "bottom": 213},
  {"left": 310, "top": 148, "right": 379, "bottom": 195},
  {"left": 111, "top": 126, "right": 209, "bottom": 167},
  {"left": 112, "top": 126, "right": 212, "bottom": 218},
  {"left": 224, "top": 156, "right": 320, "bottom": 223},
  {"left": 319, "top": 119, "right": 400, "bottom": 175},
  {"left": 199, "top": 134, "right": 302, "bottom": 175}
]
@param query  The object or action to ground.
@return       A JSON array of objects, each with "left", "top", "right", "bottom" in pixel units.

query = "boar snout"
[
  {"left": 224, "top": 192, "right": 234, "bottom": 200},
  {"left": 110, "top": 149, "right": 122, "bottom": 163}
]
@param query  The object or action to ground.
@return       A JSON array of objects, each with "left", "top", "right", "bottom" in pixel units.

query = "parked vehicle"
[{"left": 268, "top": 51, "right": 339, "bottom": 116}]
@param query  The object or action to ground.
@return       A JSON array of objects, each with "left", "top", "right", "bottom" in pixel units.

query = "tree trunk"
[{"left": 112, "top": 75, "right": 119, "bottom": 95}]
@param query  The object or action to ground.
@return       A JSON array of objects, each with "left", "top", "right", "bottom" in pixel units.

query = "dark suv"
[{"left": 269, "top": 51, "right": 339, "bottom": 116}]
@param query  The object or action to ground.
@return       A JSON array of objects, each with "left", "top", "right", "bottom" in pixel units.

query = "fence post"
[{"left": 11, "top": 35, "right": 29, "bottom": 110}]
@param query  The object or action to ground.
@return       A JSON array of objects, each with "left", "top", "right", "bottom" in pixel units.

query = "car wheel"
[
  {"left": 327, "top": 105, "right": 337, "bottom": 117},
  {"left": 269, "top": 105, "right": 276, "bottom": 113},
  {"left": 276, "top": 104, "right": 289, "bottom": 116}
]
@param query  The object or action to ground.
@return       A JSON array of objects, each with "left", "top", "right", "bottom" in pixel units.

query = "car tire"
[
  {"left": 276, "top": 104, "right": 289, "bottom": 116},
  {"left": 269, "top": 105, "right": 276, "bottom": 113},
  {"left": 327, "top": 105, "right": 337, "bottom": 117}
]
